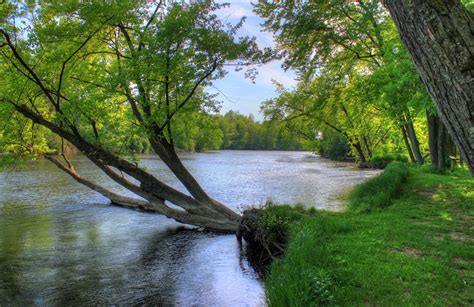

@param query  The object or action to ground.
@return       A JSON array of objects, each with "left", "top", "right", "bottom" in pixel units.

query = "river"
[{"left": 0, "top": 150, "right": 378, "bottom": 305}]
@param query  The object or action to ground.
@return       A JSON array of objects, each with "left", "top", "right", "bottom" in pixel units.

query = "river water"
[{"left": 0, "top": 151, "right": 378, "bottom": 305}]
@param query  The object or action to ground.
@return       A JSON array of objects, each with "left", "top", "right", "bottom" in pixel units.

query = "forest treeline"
[{"left": 124, "top": 111, "right": 307, "bottom": 152}]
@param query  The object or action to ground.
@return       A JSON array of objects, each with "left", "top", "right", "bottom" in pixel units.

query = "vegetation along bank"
[{"left": 259, "top": 163, "right": 473, "bottom": 305}]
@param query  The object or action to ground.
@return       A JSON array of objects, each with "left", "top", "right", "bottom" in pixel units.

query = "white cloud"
[
  {"left": 214, "top": 2, "right": 255, "bottom": 20},
  {"left": 255, "top": 63, "right": 297, "bottom": 88}
]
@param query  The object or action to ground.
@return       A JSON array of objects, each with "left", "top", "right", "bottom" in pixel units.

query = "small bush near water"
[
  {"left": 365, "top": 153, "right": 409, "bottom": 169},
  {"left": 349, "top": 161, "right": 409, "bottom": 212},
  {"left": 239, "top": 203, "right": 315, "bottom": 275}
]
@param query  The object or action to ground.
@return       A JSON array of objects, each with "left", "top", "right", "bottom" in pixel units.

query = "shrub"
[
  {"left": 239, "top": 203, "right": 315, "bottom": 275},
  {"left": 349, "top": 161, "right": 409, "bottom": 212},
  {"left": 366, "top": 153, "right": 409, "bottom": 169}
]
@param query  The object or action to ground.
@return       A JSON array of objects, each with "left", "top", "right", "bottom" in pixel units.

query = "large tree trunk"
[
  {"left": 384, "top": 0, "right": 474, "bottom": 175},
  {"left": 148, "top": 138, "right": 239, "bottom": 221}
]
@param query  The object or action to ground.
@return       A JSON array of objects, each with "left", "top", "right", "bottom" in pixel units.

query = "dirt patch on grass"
[
  {"left": 448, "top": 232, "right": 472, "bottom": 241},
  {"left": 413, "top": 220, "right": 442, "bottom": 228},
  {"left": 453, "top": 257, "right": 474, "bottom": 276},
  {"left": 453, "top": 257, "right": 473, "bottom": 266},
  {"left": 415, "top": 187, "right": 437, "bottom": 199},
  {"left": 432, "top": 232, "right": 472, "bottom": 241},
  {"left": 450, "top": 206, "right": 473, "bottom": 226},
  {"left": 392, "top": 247, "right": 423, "bottom": 258}
]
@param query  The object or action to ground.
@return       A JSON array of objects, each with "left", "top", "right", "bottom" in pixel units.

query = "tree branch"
[
  {"left": 45, "top": 154, "right": 151, "bottom": 209},
  {"left": 0, "top": 29, "right": 57, "bottom": 106},
  {"left": 159, "top": 58, "right": 220, "bottom": 133},
  {"left": 57, "top": 24, "right": 106, "bottom": 105}
]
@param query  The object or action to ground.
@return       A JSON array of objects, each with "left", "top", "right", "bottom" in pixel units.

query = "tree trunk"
[
  {"left": 363, "top": 136, "right": 373, "bottom": 159},
  {"left": 384, "top": 0, "right": 474, "bottom": 175},
  {"left": 427, "top": 111, "right": 440, "bottom": 168},
  {"left": 353, "top": 140, "right": 367, "bottom": 164},
  {"left": 401, "top": 125, "right": 416, "bottom": 163},
  {"left": 406, "top": 120, "right": 424, "bottom": 165},
  {"left": 427, "top": 111, "right": 458, "bottom": 171},
  {"left": 437, "top": 122, "right": 447, "bottom": 170},
  {"left": 148, "top": 138, "right": 239, "bottom": 222}
]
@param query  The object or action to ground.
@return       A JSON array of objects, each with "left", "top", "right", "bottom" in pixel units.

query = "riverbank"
[{"left": 264, "top": 164, "right": 473, "bottom": 305}]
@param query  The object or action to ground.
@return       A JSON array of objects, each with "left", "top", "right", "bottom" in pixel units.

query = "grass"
[
  {"left": 264, "top": 164, "right": 474, "bottom": 306},
  {"left": 349, "top": 161, "right": 409, "bottom": 212}
]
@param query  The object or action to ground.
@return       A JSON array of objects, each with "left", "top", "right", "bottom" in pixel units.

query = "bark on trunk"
[
  {"left": 149, "top": 138, "right": 239, "bottom": 222},
  {"left": 45, "top": 153, "right": 240, "bottom": 233},
  {"left": 384, "top": 0, "right": 474, "bottom": 175}
]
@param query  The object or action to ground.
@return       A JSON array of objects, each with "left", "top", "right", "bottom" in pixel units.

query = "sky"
[{"left": 209, "top": 0, "right": 298, "bottom": 121}]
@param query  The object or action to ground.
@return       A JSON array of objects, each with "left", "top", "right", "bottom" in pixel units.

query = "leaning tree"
[
  {"left": 0, "top": 1, "right": 261, "bottom": 232},
  {"left": 383, "top": 0, "right": 474, "bottom": 175}
]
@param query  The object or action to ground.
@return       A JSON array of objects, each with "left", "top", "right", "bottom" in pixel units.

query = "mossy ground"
[{"left": 264, "top": 165, "right": 474, "bottom": 306}]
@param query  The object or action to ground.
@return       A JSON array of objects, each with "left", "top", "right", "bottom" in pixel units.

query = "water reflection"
[{"left": 0, "top": 151, "right": 378, "bottom": 304}]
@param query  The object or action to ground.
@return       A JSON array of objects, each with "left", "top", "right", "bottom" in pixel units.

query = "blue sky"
[{"left": 210, "top": 0, "right": 297, "bottom": 121}]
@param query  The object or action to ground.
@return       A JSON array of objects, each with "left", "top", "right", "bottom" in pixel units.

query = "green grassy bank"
[{"left": 265, "top": 163, "right": 474, "bottom": 306}]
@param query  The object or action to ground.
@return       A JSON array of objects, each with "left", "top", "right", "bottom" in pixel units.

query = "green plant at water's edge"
[
  {"left": 365, "top": 153, "right": 409, "bottom": 169},
  {"left": 349, "top": 161, "right": 409, "bottom": 212},
  {"left": 239, "top": 203, "right": 316, "bottom": 275}
]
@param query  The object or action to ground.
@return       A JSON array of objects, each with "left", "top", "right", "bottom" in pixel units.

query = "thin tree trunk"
[
  {"left": 353, "top": 140, "right": 367, "bottom": 164},
  {"left": 437, "top": 122, "right": 447, "bottom": 170},
  {"left": 428, "top": 111, "right": 458, "bottom": 171},
  {"left": 384, "top": 0, "right": 474, "bottom": 175},
  {"left": 401, "top": 125, "right": 416, "bottom": 163},
  {"left": 427, "top": 111, "right": 439, "bottom": 168},
  {"left": 45, "top": 155, "right": 151, "bottom": 210},
  {"left": 363, "top": 135, "right": 373, "bottom": 159},
  {"left": 322, "top": 121, "right": 367, "bottom": 164},
  {"left": 406, "top": 120, "right": 424, "bottom": 165}
]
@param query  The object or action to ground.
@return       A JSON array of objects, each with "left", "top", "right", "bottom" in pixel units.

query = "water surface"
[{"left": 0, "top": 151, "right": 378, "bottom": 305}]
